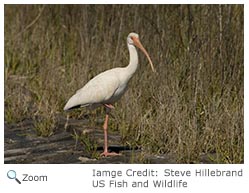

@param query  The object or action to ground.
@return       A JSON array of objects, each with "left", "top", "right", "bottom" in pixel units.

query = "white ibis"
[{"left": 64, "top": 32, "right": 155, "bottom": 156}]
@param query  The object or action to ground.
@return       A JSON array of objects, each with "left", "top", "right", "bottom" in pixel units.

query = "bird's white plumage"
[
  {"left": 64, "top": 67, "right": 130, "bottom": 110},
  {"left": 64, "top": 32, "right": 154, "bottom": 111}
]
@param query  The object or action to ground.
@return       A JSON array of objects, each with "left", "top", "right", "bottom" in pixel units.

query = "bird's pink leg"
[{"left": 100, "top": 105, "right": 119, "bottom": 157}]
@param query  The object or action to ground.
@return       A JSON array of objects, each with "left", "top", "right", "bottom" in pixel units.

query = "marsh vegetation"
[{"left": 4, "top": 5, "right": 243, "bottom": 163}]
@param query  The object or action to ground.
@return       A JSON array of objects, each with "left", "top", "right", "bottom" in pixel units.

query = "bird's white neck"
[{"left": 125, "top": 44, "right": 139, "bottom": 79}]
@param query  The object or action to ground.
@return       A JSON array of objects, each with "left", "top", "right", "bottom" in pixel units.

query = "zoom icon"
[{"left": 7, "top": 170, "right": 21, "bottom": 184}]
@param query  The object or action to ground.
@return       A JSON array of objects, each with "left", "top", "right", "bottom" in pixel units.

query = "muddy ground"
[{"left": 4, "top": 116, "right": 215, "bottom": 164}]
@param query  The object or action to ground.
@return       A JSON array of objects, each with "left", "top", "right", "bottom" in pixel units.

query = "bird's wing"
[{"left": 64, "top": 68, "right": 121, "bottom": 110}]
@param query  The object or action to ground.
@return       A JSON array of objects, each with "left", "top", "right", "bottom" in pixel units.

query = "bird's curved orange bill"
[{"left": 132, "top": 36, "right": 155, "bottom": 72}]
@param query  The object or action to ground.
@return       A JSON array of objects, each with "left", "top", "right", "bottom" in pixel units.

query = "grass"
[
  {"left": 71, "top": 129, "right": 99, "bottom": 159},
  {"left": 4, "top": 4, "right": 244, "bottom": 163}
]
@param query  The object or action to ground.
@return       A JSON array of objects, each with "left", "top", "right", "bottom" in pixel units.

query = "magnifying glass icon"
[{"left": 7, "top": 170, "right": 21, "bottom": 184}]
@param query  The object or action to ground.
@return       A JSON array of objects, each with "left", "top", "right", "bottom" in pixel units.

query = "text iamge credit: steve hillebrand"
[{"left": 91, "top": 168, "right": 243, "bottom": 189}]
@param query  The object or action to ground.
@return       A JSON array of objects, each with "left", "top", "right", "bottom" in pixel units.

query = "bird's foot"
[
  {"left": 104, "top": 104, "right": 115, "bottom": 109},
  {"left": 100, "top": 151, "right": 120, "bottom": 157}
]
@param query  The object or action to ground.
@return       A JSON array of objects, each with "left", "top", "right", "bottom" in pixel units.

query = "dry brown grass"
[{"left": 4, "top": 4, "right": 243, "bottom": 163}]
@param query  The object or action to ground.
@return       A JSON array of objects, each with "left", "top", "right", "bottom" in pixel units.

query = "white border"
[
  {"left": 1, "top": 3, "right": 4, "bottom": 166},
  {"left": 244, "top": 3, "right": 248, "bottom": 165},
  {"left": 1, "top": 1, "right": 247, "bottom": 193},
  {"left": 1, "top": 0, "right": 246, "bottom": 4}
]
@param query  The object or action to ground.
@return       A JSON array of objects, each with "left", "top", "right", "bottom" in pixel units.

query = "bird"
[{"left": 64, "top": 32, "right": 155, "bottom": 157}]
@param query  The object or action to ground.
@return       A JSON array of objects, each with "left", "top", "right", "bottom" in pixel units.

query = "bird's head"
[{"left": 127, "top": 32, "right": 155, "bottom": 72}]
